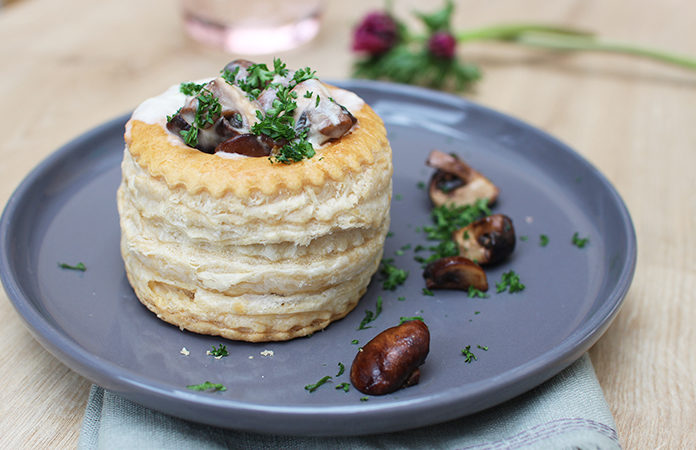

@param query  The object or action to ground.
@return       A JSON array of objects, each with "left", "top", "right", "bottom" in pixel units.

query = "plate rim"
[{"left": 0, "top": 79, "right": 637, "bottom": 436}]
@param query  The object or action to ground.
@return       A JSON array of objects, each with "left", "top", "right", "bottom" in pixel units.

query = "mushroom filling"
[{"left": 165, "top": 58, "right": 357, "bottom": 162}]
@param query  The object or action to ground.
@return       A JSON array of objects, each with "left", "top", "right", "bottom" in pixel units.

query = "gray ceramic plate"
[{"left": 1, "top": 80, "right": 635, "bottom": 436}]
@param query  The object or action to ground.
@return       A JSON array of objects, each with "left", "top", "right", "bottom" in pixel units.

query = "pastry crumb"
[
  {"left": 260, "top": 350, "right": 274, "bottom": 357},
  {"left": 525, "top": 216, "right": 534, "bottom": 224},
  {"left": 248, "top": 355, "right": 254, "bottom": 359},
  {"left": 206, "top": 350, "right": 223, "bottom": 360},
  {"left": 180, "top": 347, "right": 190, "bottom": 356}
]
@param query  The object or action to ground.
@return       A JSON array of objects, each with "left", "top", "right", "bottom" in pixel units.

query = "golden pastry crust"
[
  {"left": 125, "top": 100, "right": 388, "bottom": 198},
  {"left": 118, "top": 98, "right": 392, "bottom": 342}
]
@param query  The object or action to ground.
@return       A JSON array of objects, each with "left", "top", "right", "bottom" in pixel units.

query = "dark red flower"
[
  {"left": 352, "top": 12, "right": 399, "bottom": 55},
  {"left": 428, "top": 31, "right": 457, "bottom": 59}
]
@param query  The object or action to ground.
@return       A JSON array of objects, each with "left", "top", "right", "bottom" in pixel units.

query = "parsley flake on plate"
[
  {"left": 58, "top": 262, "right": 86, "bottom": 271},
  {"left": 496, "top": 270, "right": 526, "bottom": 294},
  {"left": 379, "top": 258, "right": 408, "bottom": 290},
  {"left": 304, "top": 375, "right": 332, "bottom": 393},
  {"left": 571, "top": 232, "right": 589, "bottom": 248},
  {"left": 461, "top": 345, "right": 478, "bottom": 363},
  {"left": 186, "top": 381, "right": 227, "bottom": 392}
]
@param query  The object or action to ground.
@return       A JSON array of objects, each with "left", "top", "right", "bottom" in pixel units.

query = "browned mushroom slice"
[
  {"left": 426, "top": 150, "right": 499, "bottom": 207},
  {"left": 350, "top": 320, "right": 430, "bottom": 395},
  {"left": 423, "top": 256, "right": 488, "bottom": 291},
  {"left": 453, "top": 214, "right": 516, "bottom": 265},
  {"left": 215, "top": 133, "right": 274, "bottom": 157},
  {"left": 291, "top": 79, "right": 357, "bottom": 145},
  {"left": 319, "top": 104, "right": 357, "bottom": 140}
]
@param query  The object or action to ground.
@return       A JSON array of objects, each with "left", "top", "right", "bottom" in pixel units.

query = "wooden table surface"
[{"left": 1, "top": 0, "right": 694, "bottom": 447}]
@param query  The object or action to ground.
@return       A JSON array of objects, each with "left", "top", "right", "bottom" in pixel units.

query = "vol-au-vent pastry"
[{"left": 117, "top": 59, "right": 392, "bottom": 342}]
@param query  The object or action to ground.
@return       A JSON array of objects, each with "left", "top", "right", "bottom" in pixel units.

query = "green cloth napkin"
[{"left": 78, "top": 353, "right": 620, "bottom": 449}]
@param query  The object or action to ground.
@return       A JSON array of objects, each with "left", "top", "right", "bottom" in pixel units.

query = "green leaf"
[{"left": 415, "top": 0, "right": 453, "bottom": 33}]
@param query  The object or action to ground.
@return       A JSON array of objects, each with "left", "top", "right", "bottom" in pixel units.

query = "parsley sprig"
[
  {"left": 179, "top": 88, "right": 222, "bottom": 148},
  {"left": 179, "top": 82, "right": 205, "bottom": 96}
]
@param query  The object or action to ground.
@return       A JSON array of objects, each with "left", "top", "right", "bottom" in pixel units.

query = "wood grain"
[{"left": 1, "top": 0, "right": 695, "bottom": 447}]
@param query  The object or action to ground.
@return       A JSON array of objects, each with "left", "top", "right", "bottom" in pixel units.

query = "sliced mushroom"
[
  {"left": 426, "top": 150, "right": 499, "bottom": 207},
  {"left": 221, "top": 59, "right": 255, "bottom": 83},
  {"left": 453, "top": 214, "right": 516, "bottom": 265},
  {"left": 291, "top": 79, "right": 356, "bottom": 145},
  {"left": 215, "top": 133, "right": 274, "bottom": 157},
  {"left": 423, "top": 256, "right": 488, "bottom": 291}
]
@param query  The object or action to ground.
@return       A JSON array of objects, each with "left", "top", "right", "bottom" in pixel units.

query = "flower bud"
[
  {"left": 352, "top": 12, "right": 399, "bottom": 55},
  {"left": 428, "top": 31, "right": 457, "bottom": 59}
]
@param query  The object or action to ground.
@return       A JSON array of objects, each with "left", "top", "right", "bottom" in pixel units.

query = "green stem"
[
  {"left": 514, "top": 33, "right": 696, "bottom": 70},
  {"left": 453, "top": 24, "right": 696, "bottom": 71},
  {"left": 456, "top": 23, "right": 593, "bottom": 43}
]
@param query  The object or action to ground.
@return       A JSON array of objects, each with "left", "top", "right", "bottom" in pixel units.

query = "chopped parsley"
[
  {"left": 304, "top": 375, "right": 332, "bottom": 393},
  {"left": 467, "top": 286, "right": 489, "bottom": 298},
  {"left": 315, "top": 95, "right": 321, "bottom": 107},
  {"left": 395, "top": 244, "right": 411, "bottom": 256},
  {"left": 351, "top": 339, "right": 359, "bottom": 345},
  {"left": 335, "top": 382, "right": 350, "bottom": 392},
  {"left": 519, "top": 235, "right": 528, "bottom": 242},
  {"left": 496, "top": 270, "right": 526, "bottom": 294},
  {"left": 336, "top": 362, "right": 345, "bottom": 377},
  {"left": 416, "top": 181, "right": 426, "bottom": 190},
  {"left": 209, "top": 344, "right": 229, "bottom": 358},
  {"left": 303, "top": 90, "right": 314, "bottom": 98},
  {"left": 571, "top": 232, "right": 589, "bottom": 248},
  {"left": 219, "top": 58, "right": 318, "bottom": 164},
  {"left": 397, "top": 296, "right": 406, "bottom": 301},
  {"left": 360, "top": 396, "right": 369, "bottom": 402},
  {"left": 395, "top": 194, "right": 403, "bottom": 201},
  {"left": 58, "top": 262, "right": 86, "bottom": 271},
  {"left": 539, "top": 234, "right": 549, "bottom": 247},
  {"left": 186, "top": 381, "right": 227, "bottom": 392},
  {"left": 179, "top": 82, "right": 205, "bottom": 96},
  {"left": 179, "top": 88, "right": 222, "bottom": 148},
  {"left": 399, "top": 316, "right": 424, "bottom": 325},
  {"left": 357, "top": 297, "right": 383, "bottom": 330},
  {"left": 420, "top": 200, "right": 490, "bottom": 264},
  {"left": 477, "top": 345, "right": 489, "bottom": 351},
  {"left": 461, "top": 346, "right": 478, "bottom": 363},
  {"left": 422, "top": 288, "right": 434, "bottom": 296},
  {"left": 379, "top": 258, "right": 408, "bottom": 290}
]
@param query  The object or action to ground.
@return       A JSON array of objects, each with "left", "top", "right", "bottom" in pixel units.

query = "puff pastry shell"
[{"left": 117, "top": 89, "right": 392, "bottom": 342}]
